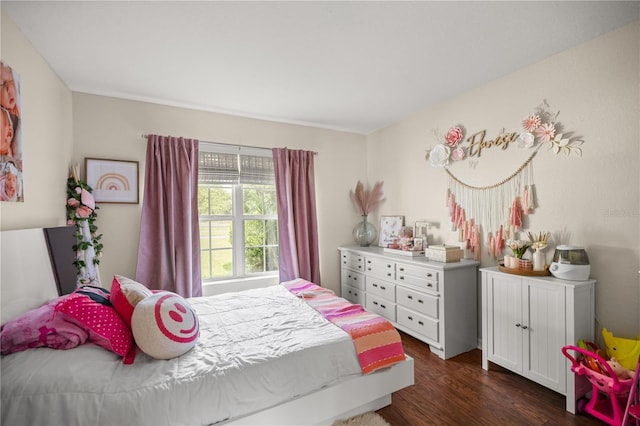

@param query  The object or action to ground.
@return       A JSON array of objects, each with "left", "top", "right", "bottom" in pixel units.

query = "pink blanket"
[
  {"left": 1, "top": 296, "right": 89, "bottom": 355},
  {"left": 282, "top": 279, "right": 406, "bottom": 374}
]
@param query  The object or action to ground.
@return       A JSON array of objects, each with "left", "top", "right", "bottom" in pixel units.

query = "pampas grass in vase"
[{"left": 350, "top": 181, "right": 384, "bottom": 246}]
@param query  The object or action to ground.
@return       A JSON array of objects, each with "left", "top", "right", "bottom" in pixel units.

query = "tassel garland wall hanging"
[{"left": 426, "top": 101, "right": 584, "bottom": 260}]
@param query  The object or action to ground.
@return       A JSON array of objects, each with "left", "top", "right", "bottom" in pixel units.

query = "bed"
[{"left": 0, "top": 227, "right": 414, "bottom": 425}]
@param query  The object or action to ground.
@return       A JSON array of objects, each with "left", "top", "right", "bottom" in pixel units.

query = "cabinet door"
[
  {"left": 486, "top": 274, "right": 523, "bottom": 373},
  {"left": 522, "top": 279, "right": 566, "bottom": 393}
]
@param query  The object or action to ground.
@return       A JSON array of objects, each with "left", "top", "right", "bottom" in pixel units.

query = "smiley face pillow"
[{"left": 131, "top": 291, "right": 199, "bottom": 360}]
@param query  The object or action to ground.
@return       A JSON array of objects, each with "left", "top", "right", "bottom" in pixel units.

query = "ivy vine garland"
[{"left": 66, "top": 166, "right": 103, "bottom": 285}]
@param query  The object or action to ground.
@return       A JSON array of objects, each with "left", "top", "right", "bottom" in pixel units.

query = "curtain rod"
[{"left": 140, "top": 134, "right": 317, "bottom": 155}]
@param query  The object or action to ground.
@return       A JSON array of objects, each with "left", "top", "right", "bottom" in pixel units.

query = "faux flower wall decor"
[{"left": 425, "top": 100, "right": 583, "bottom": 168}]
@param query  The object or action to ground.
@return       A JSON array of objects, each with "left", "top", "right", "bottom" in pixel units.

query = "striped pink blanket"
[{"left": 282, "top": 279, "right": 406, "bottom": 374}]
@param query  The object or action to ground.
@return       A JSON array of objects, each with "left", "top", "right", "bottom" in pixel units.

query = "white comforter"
[{"left": 1, "top": 285, "right": 362, "bottom": 426}]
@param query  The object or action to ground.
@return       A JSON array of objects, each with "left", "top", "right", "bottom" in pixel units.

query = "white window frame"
[{"left": 198, "top": 142, "right": 279, "bottom": 292}]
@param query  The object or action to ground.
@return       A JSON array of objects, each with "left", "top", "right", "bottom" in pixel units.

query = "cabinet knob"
[
  {"left": 348, "top": 274, "right": 352, "bottom": 278},
  {"left": 515, "top": 323, "right": 521, "bottom": 328},
  {"left": 399, "top": 267, "right": 404, "bottom": 271},
  {"left": 367, "top": 260, "right": 372, "bottom": 264},
  {"left": 418, "top": 321, "right": 424, "bottom": 326},
  {"left": 387, "top": 264, "right": 392, "bottom": 268},
  {"left": 380, "top": 286, "right": 386, "bottom": 290},
  {"left": 373, "top": 283, "right": 378, "bottom": 288},
  {"left": 427, "top": 283, "right": 432, "bottom": 287},
  {"left": 426, "top": 273, "right": 432, "bottom": 277},
  {"left": 387, "top": 273, "right": 392, "bottom": 277},
  {"left": 381, "top": 304, "right": 386, "bottom": 309},
  {"left": 399, "top": 276, "right": 405, "bottom": 280},
  {"left": 408, "top": 316, "right": 413, "bottom": 321},
  {"left": 407, "top": 295, "right": 413, "bottom": 300},
  {"left": 522, "top": 325, "right": 528, "bottom": 330},
  {"left": 418, "top": 299, "right": 424, "bottom": 304},
  {"left": 373, "top": 301, "right": 379, "bottom": 306}
]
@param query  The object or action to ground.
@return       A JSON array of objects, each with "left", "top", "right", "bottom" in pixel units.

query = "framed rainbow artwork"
[{"left": 85, "top": 158, "right": 139, "bottom": 204}]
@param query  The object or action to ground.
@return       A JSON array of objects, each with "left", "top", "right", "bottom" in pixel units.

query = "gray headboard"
[{"left": 43, "top": 225, "right": 79, "bottom": 296}]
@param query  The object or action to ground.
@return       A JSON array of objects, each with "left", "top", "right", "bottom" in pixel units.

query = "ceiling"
[{"left": 3, "top": 1, "right": 639, "bottom": 135}]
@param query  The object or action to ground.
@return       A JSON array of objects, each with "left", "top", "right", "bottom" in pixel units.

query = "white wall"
[
  {"left": 71, "top": 93, "right": 367, "bottom": 294},
  {"left": 366, "top": 22, "right": 640, "bottom": 338},
  {"left": 0, "top": 11, "right": 73, "bottom": 230}
]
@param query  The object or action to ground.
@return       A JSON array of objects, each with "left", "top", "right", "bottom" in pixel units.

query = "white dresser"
[
  {"left": 339, "top": 246, "right": 479, "bottom": 360},
  {"left": 480, "top": 267, "right": 596, "bottom": 413}
]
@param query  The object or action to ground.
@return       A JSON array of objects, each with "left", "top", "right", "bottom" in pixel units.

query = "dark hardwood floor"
[{"left": 377, "top": 332, "right": 604, "bottom": 426}]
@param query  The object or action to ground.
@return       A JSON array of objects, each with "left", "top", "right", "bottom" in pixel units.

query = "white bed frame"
[{"left": 0, "top": 227, "right": 414, "bottom": 425}]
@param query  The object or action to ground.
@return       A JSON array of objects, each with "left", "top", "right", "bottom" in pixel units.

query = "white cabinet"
[
  {"left": 480, "top": 267, "right": 595, "bottom": 413},
  {"left": 340, "top": 246, "right": 479, "bottom": 360}
]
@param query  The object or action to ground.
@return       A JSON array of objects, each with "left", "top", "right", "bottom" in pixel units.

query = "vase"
[
  {"left": 533, "top": 248, "right": 545, "bottom": 271},
  {"left": 352, "top": 215, "right": 377, "bottom": 247},
  {"left": 518, "top": 259, "right": 533, "bottom": 271}
]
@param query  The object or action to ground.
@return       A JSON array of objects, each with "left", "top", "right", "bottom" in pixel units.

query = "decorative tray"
[
  {"left": 383, "top": 248, "right": 425, "bottom": 257},
  {"left": 498, "top": 263, "right": 551, "bottom": 276}
]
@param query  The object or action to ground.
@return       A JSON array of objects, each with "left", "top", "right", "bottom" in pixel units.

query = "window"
[{"left": 198, "top": 144, "right": 278, "bottom": 282}]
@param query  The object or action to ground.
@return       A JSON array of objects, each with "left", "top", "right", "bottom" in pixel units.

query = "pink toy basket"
[{"left": 562, "top": 345, "right": 638, "bottom": 425}]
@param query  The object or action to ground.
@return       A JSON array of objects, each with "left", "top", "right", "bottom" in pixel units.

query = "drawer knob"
[
  {"left": 399, "top": 276, "right": 405, "bottom": 280},
  {"left": 387, "top": 264, "right": 392, "bottom": 268},
  {"left": 408, "top": 316, "right": 413, "bottom": 321},
  {"left": 381, "top": 304, "right": 386, "bottom": 309},
  {"left": 427, "top": 283, "right": 432, "bottom": 287},
  {"left": 387, "top": 273, "right": 392, "bottom": 277},
  {"left": 373, "top": 283, "right": 378, "bottom": 287},
  {"left": 522, "top": 325, "right": 528, "bottom": 330},
  {"left": 426, "top": 273, "right": 432, "bottom": 277},
  {"left": 418, "top": 321, "right": 424, "bottom": 326},
  {"left": 380, "top": 286, "right": 386, "bottom": 290},
  {"left": 407, "top": 295, "right": 413, "bottom": 300},
  {"left": 515, "top": 323, "right": 521, "bottom": 328},
  {"left": 373, "top": 301, "right": 379, "bottom": 306},
  {"left": 418, "top": 299, "right": 424, "bottom": 304},
  {"left": 399, "top": 267, "right": 404, "bottom": 271}
]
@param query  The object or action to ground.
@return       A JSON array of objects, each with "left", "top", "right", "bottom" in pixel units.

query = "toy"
[
  {"left": 606, "top": 357, "right": 635, "bottom": 380},
  {"left": 602, "top": 328, "right": 640, "bottom": 371}
]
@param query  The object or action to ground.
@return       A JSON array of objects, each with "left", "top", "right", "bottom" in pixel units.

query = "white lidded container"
[{"left": 549, "top": 245, "right": 591, "bottom": 281}]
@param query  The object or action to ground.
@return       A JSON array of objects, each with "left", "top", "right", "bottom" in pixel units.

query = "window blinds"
[{"left": 199, "top": 151, "right": 275, "bottom": 185}]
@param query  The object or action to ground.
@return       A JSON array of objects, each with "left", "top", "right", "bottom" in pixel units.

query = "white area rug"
[{"left": 332, "top": 412, "right": 390, "bottom": 426}]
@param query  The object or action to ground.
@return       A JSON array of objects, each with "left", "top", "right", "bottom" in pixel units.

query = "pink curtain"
[
  {"left": 272, "top": 148, "right": 320, "bottom": 285},
  {"left": 136, "top": 135, "right": 202, "bottom": 297}
]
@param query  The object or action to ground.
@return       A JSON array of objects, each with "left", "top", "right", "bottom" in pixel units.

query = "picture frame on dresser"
[
  {"left": 379, "top": 215, "right": 404, "bottom": 247},
  {"left": 414, "top": 221, "right": 429, "bottom": 246}
]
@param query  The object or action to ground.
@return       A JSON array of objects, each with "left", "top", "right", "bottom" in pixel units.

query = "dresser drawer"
[
  {"left": 396, "top": 264, "right": 439, "bottom": 292},
  {"left": 341, "top": 251, "right": 365, "bottom": 272},
  {"left": 342, "top": 283, "right": 365, "bottom": 306},
  {"left": 365, "top": 257, "right": 395, "bottom": 279},
  {"left": 366, "top": 294, "right": 396, "bottom": 322},
  {"left": 366, "top": 277, "right": 396, "bottom": 302},
  {"left": 397, "top": 286, "right": 438, "bottom": 319},
  {"left": 341, "top": 268, "right": 364, "bottom": 290},
  {"left": 397, "top": 306, "right": 439, "bottom": 343}
]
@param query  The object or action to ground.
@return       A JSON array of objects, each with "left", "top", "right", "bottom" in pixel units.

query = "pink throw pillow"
[
  {"left": 56, "top": 286, "right": 133, "bottom": 358},
  {"left": 110, "top": 275, "right": 153, "bottom": 328}
]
